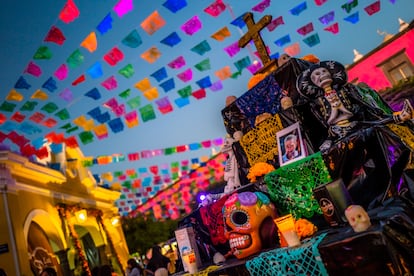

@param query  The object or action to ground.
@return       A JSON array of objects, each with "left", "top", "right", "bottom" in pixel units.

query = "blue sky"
[{"left": 0, "top": 0, "right": 413, "bottom": 210}]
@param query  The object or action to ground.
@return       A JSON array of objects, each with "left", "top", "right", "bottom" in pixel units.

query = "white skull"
[
  {"left": 345, "top": 205, "right": 371, "bottom": 232},
  {"left": 310, "top": 67, "right": 333, "bottom": 89}
]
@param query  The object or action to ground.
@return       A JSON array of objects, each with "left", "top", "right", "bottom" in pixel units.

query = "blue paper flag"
[
  {"left": 274, "top": 34, "right": 291, "bottom": 47},
  {"left": 319, "top": 11, "right": 335, "bottom": 25},
  {"left": 87, "top": 62, "right": 104, "bottom": 79},
  {"left": 14, "top": 76, "right": 31, "bottom": 89},
  {"left": 85, "top": 88, "right": 101, "bottom": 100},
  {"left": 196, "top": 76, "right": 212, "bottom": 88},
  {"left": 162, "top": 0, "right": 187, "bottom": 13},
  {"left": 42, "top": 77, "right": 58, "bottom": 92},
  {"left": 344, "top": 12, "right": 359, "bottom": 24},
  {"left": 97, "top": 13, "right": 113, "bottom": 35},
  {"left": 159, "top": 78, "right": 175, "bottom": 92},
  {"left": 290, "top": 2, "right": 307, "bottom": 16},
  {"left": 151, "top": 67, "right": 168, "bottom": 82},
  {"left": 174, "top": 96, "right": 190, "bottom": 108},
  {"left": 108, "top": 118, "right": 124, "bottom": 133},
  {"left": 231, "top": 13, "right": 247, "bottom": 28},
  {"left": 160, "top": 32, "right": 181, "bottom": 47}
]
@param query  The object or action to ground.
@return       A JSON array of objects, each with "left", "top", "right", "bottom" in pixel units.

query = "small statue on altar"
[{"left": 221, "top": 135, "right": 241, "bottom": 194}]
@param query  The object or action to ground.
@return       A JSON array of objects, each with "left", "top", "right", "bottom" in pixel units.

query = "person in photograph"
[{"left": 282, "top": 134, "right": 299, "bottom": 163}]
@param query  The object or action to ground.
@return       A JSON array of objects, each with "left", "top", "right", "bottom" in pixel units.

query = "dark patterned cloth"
[{"left": 221, "top": 72, "right": 283, "bottom": 135}]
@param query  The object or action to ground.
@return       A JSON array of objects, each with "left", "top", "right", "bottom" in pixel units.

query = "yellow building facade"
[{"left": 0, "top": 145, "right": 130, "bottom": 276}]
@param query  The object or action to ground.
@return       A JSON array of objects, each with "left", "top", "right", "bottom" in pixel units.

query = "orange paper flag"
[
  {"left": 31, "top": 89, "right": 48, "bottom": 100},
  {"left": 140, "top": 47, "right": 161, "bottom": 63},
  {"left": 141, "top": 10, "right": 166, "bottom": 35},
  {"left": 143, "top": 87, "right": 159, "bottom": 101},
  {"left": 81, "top": 32, "right": 98, "bottom": 52},
  {"left": 211, "top": 26, "right": 231, "bottom": 41},
  {"left": 6, "top": 90, "right": 24, "bottom": 102},
  {"left": 215, "top": 66, "right": 232, "bottom": 80},
  {"left": 134, "top": 78, "right": 152, "bottom": 92}
]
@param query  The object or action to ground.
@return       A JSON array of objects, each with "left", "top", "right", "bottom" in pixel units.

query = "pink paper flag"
[
  {"left": 364, "top": 1, "right": 380, "bottom": 16},
  {"left": 297, "top": 22, "right": 314, "bottom": 36},
  {"left": 267, "top": 16, "right": 284, "bottom": 31},
  {"left": 247, "top": 61, "right": 262, "bottom": 75},
  {"left": 223, "top": 41, "right": 240, "bottom": 57},
  {"left": 59, "top": 0, "right": 80, "bottom": 24},
  {"left": 168, "top": 56, "right": 186, "bottom": 69},
  {"left": 324, "top": 22, "right": 339, "bottom": 34},
  {"left": 113, "top": 0, "right": 134, "bottom": 18},
  {"left": 204, "top": 0, "right": 226, "bottom": 17},
  {"left": 181, "top": 16, "right": 202, "bottom": 35},
  {"left": 54, "top": 64, "right": 68, "bottom": 80},
  {"left": 314, "top": 0, "right": 327, "bottom": 6},
  {"left": 25, "top": 62, "right": 42, "bottom": 77},
  {"left": 284, "top": 42, "right": 301, "bottom": 56},
  {"left": 101, "top": 76, "right": 118, "bottom": 90},
  {"left": 252, "top": 0, "right": 271, "bottom": 13},
  {"left": 177, "top": 68, "right": 193, "bottom": 82},
  {"left": 104, "top": 98, "right": 119, "bottom": 110}
]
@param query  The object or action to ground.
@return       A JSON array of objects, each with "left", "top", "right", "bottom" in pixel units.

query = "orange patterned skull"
[{"left": 223, "top": 191, "right": 277, "bottom": 259}]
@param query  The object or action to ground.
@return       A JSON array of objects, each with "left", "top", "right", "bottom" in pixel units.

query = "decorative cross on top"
[{"left": 238, "top": 12, "right": 277, "bottom": 74}]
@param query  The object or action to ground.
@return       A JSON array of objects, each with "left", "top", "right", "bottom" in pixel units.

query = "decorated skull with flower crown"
[{"left": 223, "top": 191, "right": 278, "bottom": 259}]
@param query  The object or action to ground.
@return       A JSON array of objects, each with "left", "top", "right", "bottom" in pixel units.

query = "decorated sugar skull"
[
  {"left": 345, "top": 205, "right": 371, "bottom": 232},
  {"left": 310, "top": 67, "right": 333, "bottom": 89},
  {"left": 223, "top": 191, "right": 277, "bottom": 259}
]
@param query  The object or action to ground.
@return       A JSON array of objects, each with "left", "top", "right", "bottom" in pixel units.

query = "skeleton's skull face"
[
  {"left": 278, "top": 54, "right": 291, "bottom": 67},
  {"left": 223, "top": 191, "right": 277, "bottom": 259},
  {"left": 345, "top": 205, "right": 371, "bottom": 232},
  {"left": 310, "top": 67, "right": 333, "bottom": 89}
]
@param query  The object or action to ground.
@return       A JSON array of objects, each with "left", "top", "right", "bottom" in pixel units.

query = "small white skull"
[
  {"left": 310, "top": 67, "right": 333, "bottom": 89},
  {"left": 345, "top": 205, "right": 371, "bottom": 232}
]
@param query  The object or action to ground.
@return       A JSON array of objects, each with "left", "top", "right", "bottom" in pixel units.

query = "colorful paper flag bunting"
[
  {"left": 122, "top": 30, "right": 142, "bottom": 48},
  {"left": 181, "top": 16, "right": 202, "bottom": 35},
  {"left": 192, "top": 89, "right": 206, "bottom": 99},
  {"left": 160, "top": 32, "right": 181, "bottom": 47},
  {"left": 194, "top": 58, "right": 211, "bottom": 71},
  {"left": 177, "top": 69, "right": 193, "bottom": 82},
  {"left": 168, "top": 56, "right": 186, "bottom": 69},
  {"left": 252, "top": 0, "right": 271, "bottom": 13},
  {"left": 204, "top": 0, "right": 226, "bottom": 17},
  {"left": 80, "top": 32, "right": 98, "bottom": 52},
  {"left": 33, "top": 46, "right": 52, "bottom": 60},
  {"left": 97, "top": 13, "right": 114, "bottom": 35},
  {"left": 230, "top": 13, "right": 247, "bottom": 28},
  {"left": 125, "top": 110, "right": 139, "bottom": 128},
  {"left": 139, "top": 104, "right": 156, "bottom": 122},
  {"left": 55, "top": 109, "right": 70, "bottom": 120},
  {"left": 267, "top": 16, "right": 284, "bottom": 31},
  {"left": 211, "top": 27, "right": 231, "bottom": 41},
  {"left": 101, "top": 76, "right": 118, "bottom": 90},
  {"left": 303, "top": 33, "right": 320, "bottom": 47},
  {"left": 31, "top": 90, "right": 48, "bottom": 100},
  {"left": 342, "top": 0, "right": 358, "bottom": 13},
  {"left": 324, "top": 23, "right": 339, "bottom": 34},
  {"left": 6, "top": 90, "right": 24, "bottom": 102},
  {"left": 11, "top": 112, "right": 25, "bottom": 123},
  {"left": 319, "top": 11, "right": 335, "bottom": 25},
  {"left": 72, "top": 75, "right": 86, "bottom": 86},
  {"left": 44, "top": 26, "right": 66, "bottom": 45},
  {"left": 79, "top": 131, "right": 94, "bottom": 144},
  {"left": 25, "top": 62, "right": 42, "bottom": 77},
  {"left": 54, "top": 64, "right": 68, "bottom": 80},
  {"left": 344, "top": 12, "right": 359, "bottom": 24},
  {"left": 274, "top": 35, "right": 291, "bottom": 47},
  {"left": 215, "top": 66, "right": 231, "bottom": 80},
  {"left": 113, "top": 0, "right": 134, "bottom": 18},
  {"left": 59, "top": 0, "right": 80, "bottom": 24},
  {"left": 141, "top": 47, "right": 161, "bottom": 63},
  {"left": 119, "top": 64, "right": 134, "bottom": 79},
  {"left": 177, "top": 86, "right": 192, "bottom": 98},
  {"left": 143, "top": 87, "right": 159, "bottom": 101},
  {"left": 85, "top": 88, "right": 101, "bottom": 100},
  {"left": 191, "top": 40, "right": 211, "bottom": 55},
  {"left": 174, "top": 97, "right": 190, "bottom": 108},
  {"left": 314, "top": 0, "right": 327, "bottom": 6},
  {"left": 104, "top": 47, "right": 124, "bottom": 66},
  {"left": 20, "top": 101, "right": 38, "bottom": 111},
  {"left": 290, "top": 1, "right": 307, "bottom": 16},
  {"left": 59, "top": 88, "right": 73, "bottom": 102},
  {"left": 151, "top": 67, "right": 167, "bottom": 82},
  {"left": 224, "top": 41, "right": 240, "bottom": 57},
  {"left": 284, "top": 42, "right": 301, "bottom": 56},
  {"left": 364, "top": 1, "right": 380, "bottom": 16},
  {"left": 135, "top": 78, "right": 152, "bottom": 92},
  {"left": 196, "top": 76, "right": 212, "bottom": 88},
  {"left": 297, "top": 22, "right": 314, "bottom": 36},
  {"left": 108, "top": 118, "right": 124, "bottom": 133},
  {"left": 42, "top": 77, "right": 58, "bottom": 92},
  {"left": 159, "top": 78, "right": 175, "bottom": 92},
  {"left": 141, "top": 11, "right": 166, "bottom": 35},
  {"left": 127, "top": 96, "right": 141, "bottom": 109},
  {"left": 234, "top": 56, "right": 251, "bottom": 72},
  {"left": 155, "top": 97, "right": 173, "bottom": 114},
  {"left": 163, "top": 0, "right": 188, "bottom": 13},
  {"left": 41, "top": 102, "right": 59, "bottom": 114}
]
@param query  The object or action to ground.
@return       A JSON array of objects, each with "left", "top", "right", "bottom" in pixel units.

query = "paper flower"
[{"left": 247, "top": 162, "right": 275, "bottom": 182}]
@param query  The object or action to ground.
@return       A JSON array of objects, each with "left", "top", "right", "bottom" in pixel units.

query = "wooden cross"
[{"left": 238, "top": 12, "right": 277, "bottom": 74}]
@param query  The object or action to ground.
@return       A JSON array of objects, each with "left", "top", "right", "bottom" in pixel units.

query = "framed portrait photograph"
[{"left": 277, "top": 122, "right": 307, "bottom": 166}]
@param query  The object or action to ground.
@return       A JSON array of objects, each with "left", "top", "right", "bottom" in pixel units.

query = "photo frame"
[{"left": 277, "top": 122, "right": 306, "bottom": 166}]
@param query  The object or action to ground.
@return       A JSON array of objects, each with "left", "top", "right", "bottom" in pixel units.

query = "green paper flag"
[
  {"left": 194, "top": 58, "right": 211, "bottom": 71},
  {"left": 41, "top": 102, "right": 59, "bottom": 113},
  {"left": 119, "top": 64, "right": 135, "bottom": 78},
  {"left": 79, "top": 131, "right": 94, "bottom": 144},
  {"left": 0, "top": 101, "right": 17, "bottom": 112},
  {"left": 20, "top": 101, "right": 38, "bottom": 111},
  {"left": 55, "top": 109, "right": 70, "bottom": 120},
  {"left": 67, "top": 49, "right": 85, "bottom": 69},
  {"left": 127, "top": 96, "right": 141, "bottom": 109},
  {"left": 119, "top": 89, "right": 131, "bottom": 99},
  {"left": 139, "top": 104, "right": 156, "bottom": 122},
  {"left": 177, "top": 85, "right": 192, "bottom": 98},
  {"left": 33, "top": 46, "right": 53, "bottom": 60}
]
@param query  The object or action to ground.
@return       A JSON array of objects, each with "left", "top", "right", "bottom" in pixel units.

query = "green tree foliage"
[{"left": 122, "top": 215, "right": 178, "bottom": 256}]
